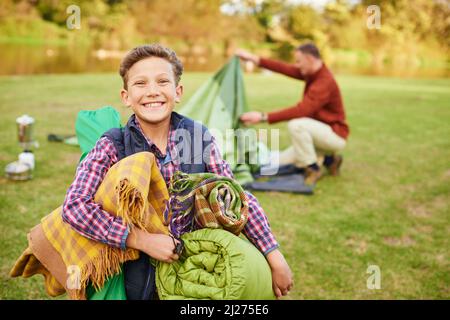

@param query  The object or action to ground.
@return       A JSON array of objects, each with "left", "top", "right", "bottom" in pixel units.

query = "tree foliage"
[{"left": 0, "top": 0, "right": 448, "bottom": 66}]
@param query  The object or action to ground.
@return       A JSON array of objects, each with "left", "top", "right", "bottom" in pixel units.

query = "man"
[{"left": 236, "top": 43, "right": 349, "bottom": 185}]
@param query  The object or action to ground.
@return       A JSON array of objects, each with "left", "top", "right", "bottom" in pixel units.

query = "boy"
[{"left": 62, "top": 44, "right": 293, "bottom": 299}]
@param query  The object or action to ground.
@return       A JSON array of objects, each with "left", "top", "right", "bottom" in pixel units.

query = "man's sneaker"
[
  {"left": 326, "top": 155, "right": 343, "bottom": 176},
  {"left": 304, "top": 167, "right": 323, "bottom": 185}
]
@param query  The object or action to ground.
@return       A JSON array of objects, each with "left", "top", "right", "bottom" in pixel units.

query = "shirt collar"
[
  {"left": 131, "top": 114, "right": 174, "bottom": 158},
  {"left": 306, "top": 63, "right": 326, "bottom": 82}
]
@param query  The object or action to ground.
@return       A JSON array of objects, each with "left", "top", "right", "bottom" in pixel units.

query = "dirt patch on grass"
[
  {"left": 0, "top": 176, "right": 10, "bottom": 186},
  {"left": 406, "top": 195, "right": 448, "bottom": 219},
  {"left": 442, "top": 169, "right": 450, "bottom": 180},
  {"left": 435, "top": 254, "right": 446, "bottom": 263},
  {"left": 61, "top": 152, "right": 81, "bottom": 166},
  {"left": 435, "top": 254, "right": 449, "bottom": 268},
  {"left": 413, "top": 225, "right": 433, "bottom": 234},
  {"left": 345, "top": 237, "right": 368, "bottom": 255},
  {"left": 383, "top": 235, "right": 416, "bottom": 247},
  {"left": 407, "top": 204, "right": 432, "bottom": 218},
  {"left": 0, "top": 154, "right": 13, "bottom": 162},
  {"left": 430, "top": 195, "right": 448, "bottom": 212},
  {"left": 17, "top": 204, "right": 27, "bottom": 214}
]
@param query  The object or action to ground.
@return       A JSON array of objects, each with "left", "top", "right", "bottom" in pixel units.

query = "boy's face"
[{"left": 121, "top": 57, "right": 183, "bottom": 125}]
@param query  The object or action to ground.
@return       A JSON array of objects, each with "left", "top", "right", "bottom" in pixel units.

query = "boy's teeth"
[{"left": 145, "top": 102, "right": 163, "bottom": 108}]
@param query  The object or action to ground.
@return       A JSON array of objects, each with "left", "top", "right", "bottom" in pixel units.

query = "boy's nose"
[{"left": 146, "top": 83, "right": 160, "bottom": 96}]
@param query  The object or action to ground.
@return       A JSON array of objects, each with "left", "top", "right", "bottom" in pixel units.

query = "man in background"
[{"left": 236, "top": 43, "right": 349, "bottom": 185}]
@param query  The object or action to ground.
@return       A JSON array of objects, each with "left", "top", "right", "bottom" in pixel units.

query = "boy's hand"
[
  {"left": 126, "top": 225, "right": 180, "bottom": 263},
  {"left": 266, "top": 249, "right": 294, "bottom": 299},
  {"left": 143, "top": 233, "right": 181, "bottom": 263}
]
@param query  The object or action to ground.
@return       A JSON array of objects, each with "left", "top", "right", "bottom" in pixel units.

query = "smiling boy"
[{"left": 62, "top": 44, "right": 293, "bottom": 299}]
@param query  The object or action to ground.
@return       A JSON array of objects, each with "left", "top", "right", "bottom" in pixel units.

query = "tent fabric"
[
  {"left": 178, "top": 57, "right": 258, "bottom": 185},
  {"left": 249, "top": 164, "right": 315, "bottom": 194},
  {"left": 156, "top": 228, "right": 275, "bottom": 300},
  {"left": 247, "top": 174, "right": 314, "bottom": 195},
  {"left": 254, "top": 164, "right": 305, "bottom": 179},
  {"left": 178, "top": 57, "right": 248, "bottom": 136}
]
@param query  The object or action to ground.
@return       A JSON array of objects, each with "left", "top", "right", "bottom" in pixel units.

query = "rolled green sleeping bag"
[{"left": 156, "top": 228, "right": 275, "bottom": 300}]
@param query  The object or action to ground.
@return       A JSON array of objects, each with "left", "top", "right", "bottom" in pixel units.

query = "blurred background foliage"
[{"left": 0, "top": 0, "right": 448, "bottom": 76}]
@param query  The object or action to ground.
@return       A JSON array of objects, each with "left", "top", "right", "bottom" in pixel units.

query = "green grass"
[{"left": 0, "top": 72, "right": 449, "bottom": 299}]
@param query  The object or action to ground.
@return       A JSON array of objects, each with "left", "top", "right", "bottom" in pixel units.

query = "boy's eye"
[
  {"left": 134, "top": 81, "right": 145, "bottom": 86},
  {"left": 159, "top": 79, "right": 169, "bottom": 84}
]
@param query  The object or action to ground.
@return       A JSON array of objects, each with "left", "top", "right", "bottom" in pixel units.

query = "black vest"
[
  {"left": 102, "top": 111, "right": 213, "bottom": 174},
  {"left": 102, "top": 112, "right": 213, "bottom": 300}
]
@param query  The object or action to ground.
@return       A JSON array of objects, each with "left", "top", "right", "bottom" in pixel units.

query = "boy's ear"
[
  {"left": 175, "top": 84, "right": 184, "bottom": 103},
  {"left": 120, "top": 88, "right": 131, "bottom": 107}
]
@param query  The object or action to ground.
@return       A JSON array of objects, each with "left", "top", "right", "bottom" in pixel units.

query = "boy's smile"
[
  {"left": 141, "top": 100, "right": 167, "bottom": 114},
  {"left": 121, "top": 57, "right": 183, "bottom": 126}
]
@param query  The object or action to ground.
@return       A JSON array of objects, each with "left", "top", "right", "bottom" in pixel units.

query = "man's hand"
[
  {"left": 266, "top": 249, "right": 294, "bottom": 299},
  {"left": 239, "top": 111, "right": 264, "bottom": 125},
  {"left": 126, "top": 225, "right": 180, "bottom": 263},
  {"left": 235, "top": 49, "right": 260, "bottom": 65}
]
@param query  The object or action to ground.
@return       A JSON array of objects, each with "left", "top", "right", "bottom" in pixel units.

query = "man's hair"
[
  {"left": 296, "top": 43, "right": 321, "bottom": 59},
  {"left": 119, "top": 43, "right": 183, "bottom": 89}
]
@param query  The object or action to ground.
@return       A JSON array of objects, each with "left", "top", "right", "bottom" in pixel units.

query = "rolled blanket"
[
  {"left": 10, "top": 152, "right": 169, "bottom": 299},
  {"left": 165, "top": 171, "right": 249, "bottom": 239},
  {"left": 156, "top": 228, "right": 275, "bottom": 300}
]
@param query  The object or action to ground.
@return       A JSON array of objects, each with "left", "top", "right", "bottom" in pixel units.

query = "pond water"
[{"left": 1, "top": 44, "right": 448, "bottom": 78}]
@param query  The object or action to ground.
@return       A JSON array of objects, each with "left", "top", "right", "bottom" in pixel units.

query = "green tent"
[{"left": 178, "top": 56, "right": 258, "bottom": 185}]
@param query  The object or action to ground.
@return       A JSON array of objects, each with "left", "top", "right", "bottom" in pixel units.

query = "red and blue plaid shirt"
[{"left": 62, "top": 117, "right": 279, "bottom": 255}]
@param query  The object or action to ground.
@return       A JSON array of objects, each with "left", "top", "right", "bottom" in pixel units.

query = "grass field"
[{"left": 0, "top": 71, "right": 449, "bottom": 299}]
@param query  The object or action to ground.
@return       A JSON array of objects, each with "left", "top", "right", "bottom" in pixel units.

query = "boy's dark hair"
[
  {"left": 119, "top": 43, "right": 183, "bottom": 89},
  {"left": 296, "top": 43, "right": 321, "bottom": 59}
]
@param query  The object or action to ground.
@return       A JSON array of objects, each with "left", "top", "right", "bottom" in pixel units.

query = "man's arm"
[
  {"left": 259, "top": 57, "right": 305, "bottom": 81},
  {"left": 235, "top": 49, "right": 304, "bottom": 80},
  {"left": 267, "top": 79, "right": 331, "bottom": 124},
  {"left": 239, "top": 79, "right": 330, "bottom": 126}
]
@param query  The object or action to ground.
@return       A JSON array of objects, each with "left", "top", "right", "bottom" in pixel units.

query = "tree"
[{"left": 285, "top": 4, "right": 322, "bottom": 41}]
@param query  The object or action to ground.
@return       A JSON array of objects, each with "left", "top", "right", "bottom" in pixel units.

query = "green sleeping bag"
[{"left": 156, "top": 229, "right": 275, "bottom": 300}]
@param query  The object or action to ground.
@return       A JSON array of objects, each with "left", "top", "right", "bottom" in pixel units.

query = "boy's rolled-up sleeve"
[
  {"left": 243, "top": 191, "right": 280, "bottom": 255},
  {"left": 62, "top": 137, "right": 129, "bottom": 249},
  {"left": 206, "top": 136, "right": 280, "bottom": 255}
]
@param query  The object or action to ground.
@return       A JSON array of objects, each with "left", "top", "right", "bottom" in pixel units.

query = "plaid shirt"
[{"left": 62, "top": 117, "right": 279, "bottom": 255}]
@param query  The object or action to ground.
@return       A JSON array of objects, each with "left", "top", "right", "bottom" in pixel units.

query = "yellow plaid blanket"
[{"left": 10, "top": 152, "right": 169, "bottom": 299}]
